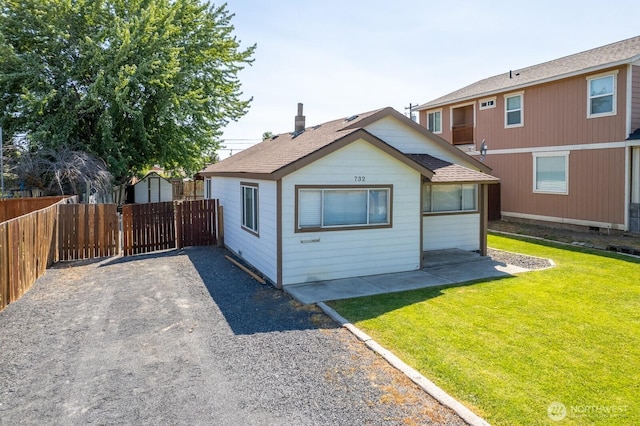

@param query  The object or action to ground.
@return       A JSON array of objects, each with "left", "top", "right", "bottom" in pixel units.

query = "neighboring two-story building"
[{"left": 416, "top": 36, "right": 640, "bottom": 233}]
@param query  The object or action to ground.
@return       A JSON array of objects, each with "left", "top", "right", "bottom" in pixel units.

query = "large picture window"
[
  {"left": 587, "top": 73, "right": 616, "bottom": 117},
  {"left": 533, "top": 152, "right": 569, "bottom": 194},
  {"left": 422, "top": 184, "right": 477, "bottom": 213},
  {"left": 297, "top": 186, "right": 391, "bottom": 231},
  {"left": 241, "top": 183, "right": 258, "bottom": 234}
]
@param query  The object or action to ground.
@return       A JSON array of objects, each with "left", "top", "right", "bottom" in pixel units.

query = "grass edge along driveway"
[{"left": 327, "top": 234, "right": 640, "bottom": 426}]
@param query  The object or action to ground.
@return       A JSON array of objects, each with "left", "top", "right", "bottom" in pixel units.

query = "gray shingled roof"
[
  {"left": 418, "top": 35, "right": 640, "bottom": 110},
  {"left": 407, "top": 154, "right": 499, "bottom": 183},
  {"left": 201, "top": 108, "right": 384, "bottom": 175},
  {"left": 201, "top": 106, "right": 497, "bottom": 183}
]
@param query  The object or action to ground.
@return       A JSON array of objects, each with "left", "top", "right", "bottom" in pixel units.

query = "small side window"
[
  {"left": 504, "top": 93, "right": 523, "bottom": 127},
  {"left": 479, "top": 97, "right": 496, "bottom": 110},
  {"left": 427, "top": 110, "right": 442, "bottom": 134},
  {"left": 241, "top": 183, "right": 258, "bottom": 234},
  {"left": 587, "top": 73, "right": 616, "bottom": 118}
]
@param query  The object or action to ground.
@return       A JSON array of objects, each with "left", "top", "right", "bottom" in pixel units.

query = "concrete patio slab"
[{"left": 285, "top": 250, "right": 529, "bottom": 304}]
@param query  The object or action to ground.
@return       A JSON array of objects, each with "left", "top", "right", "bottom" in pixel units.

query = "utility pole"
[{"left": 405, "top": 103, "right": 418, "bottom": 122}]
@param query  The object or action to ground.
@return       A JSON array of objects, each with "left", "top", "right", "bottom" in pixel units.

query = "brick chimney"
[{"left": 294, "top": 103, "right": 305, "bottom": 133}]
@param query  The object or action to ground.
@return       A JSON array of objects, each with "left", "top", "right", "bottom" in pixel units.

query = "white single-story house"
[
  {"left": 201, "top": 106, "right": 499, "bottom": 288},
  {"left": 133, "top": 171, "right": 174, "bottom": 203}
]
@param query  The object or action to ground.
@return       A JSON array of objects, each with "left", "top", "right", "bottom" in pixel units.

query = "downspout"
[
  {"left": 419, "top": 177, "right": 424, "bottom": 269},
  {"left": 625, "top": 145, "right": 631, "bottom": 231},
  {"left": 480, "top": 184, "right": 488, "bottom": 256},
  {"left": 276, "top": 178, "right": 283, "bottom": 288},
  {"left": 624, "top": 64, "right": 633, "bottom": 231}
]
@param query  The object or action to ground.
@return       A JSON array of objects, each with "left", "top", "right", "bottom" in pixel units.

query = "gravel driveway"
[{"left": 0, "top": 246, "right": 464, "bottom": 425}]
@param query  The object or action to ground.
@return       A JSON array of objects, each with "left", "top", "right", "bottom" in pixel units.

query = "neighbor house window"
[
  {"left": 422, "top": 184, "right": 477, "bottom": 213},
  {"left": 504, "top": 92, "right": 523, "bottom": 127},
  {"left": 241, "top": 182, "right": 258, "bottom": 234},
  {"left": 479, "top": 97, "right": 496, "bottom": 110},
  {"left": 297, "top": 186, "right": 391, "bottom": 231},
  {"left": 427, "top": 110, "right": 442, "bottom": 133},
  {"left": 533, "top": 152, "right": 569, "bottom": 194},
  {"left": 587, "top": 73, "right": 616, "bottom": 117}
]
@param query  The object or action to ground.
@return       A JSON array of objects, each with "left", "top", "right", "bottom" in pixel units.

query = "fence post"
[
  {"left": 175, "top": 201, "right": 183, "bottom": 250},
  {"left": 216, "top": 203, "right": 224, "bottom": 248},
  {"left": 50, "top": 202, "right": 59, "bottom": 265}
]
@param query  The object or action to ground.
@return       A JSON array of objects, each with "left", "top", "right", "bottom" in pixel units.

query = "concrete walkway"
[{"left": 286, "top": 249, "right": 528, "bottom": 304}]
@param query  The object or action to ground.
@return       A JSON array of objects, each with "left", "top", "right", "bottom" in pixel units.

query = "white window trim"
[
  {"left": 426, "top": 109, "right": 443, "bottom": 134},
  {"left": 479, "top": 96, "right": 496, "bottom": 110},
  {"left": 422, "top": 183, "right": 478, "bottom": 214},
  {"left": 586, "top": 71, "right": 618, "bottom": 119},
  {"left": 296, "top": 186, "right": 392, "bottom": 232},
  {"left": 241, "top": 182, "right": 259, "bottom": 235},
  {"left": 504, "top": 91, "right": 524, "bottom": 128},
  {"left": 532, "top": 151, "right": 570, "bottom": 195}
]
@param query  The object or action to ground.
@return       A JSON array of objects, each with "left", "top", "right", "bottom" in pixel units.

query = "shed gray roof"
[{"left": 418, "top": 35, "right": 640, "bottom": 110}]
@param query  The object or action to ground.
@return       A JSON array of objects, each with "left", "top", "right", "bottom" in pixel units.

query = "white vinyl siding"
[
  {"left": 504, "top": 92, "right": 523, "bottom": 127},
  {"left": 213, "top": 177, "right": 277, "bottom": 283},
  {"left": 587, "top": 72, "right": 617, "bottom": 118},
  {"left": 364, "top": 116, "right": 480, "bottom": 169},
  {"left": 281, "top": 139, "right": 421, "bottom": 285},
  {"left": 533, "top": 152, "right": 569, "bottom": 194},
  {"left": 423, "top": 213, "right": 480, "bottom": 251}
]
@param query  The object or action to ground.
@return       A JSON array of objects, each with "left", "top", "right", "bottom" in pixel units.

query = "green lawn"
[{"left": 327, "top": 234, "right": 640, "bottom": 425}]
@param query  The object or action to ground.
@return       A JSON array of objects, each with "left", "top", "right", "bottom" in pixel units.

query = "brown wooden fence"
[
  {"left": 1, "top": 197, "right": 218, "bottom": 311},
  {"left": 122, "top": 202, "right": 176, "bottom": 255},
  {"left": 0, "top": 200, "right": 59, "bottom": 311},
  {"left": 122, "top": 199, "right": 218, "bottom": 256},
  {"left": 176, "top": 199, "right": 218, "bottom": 248},
  {"left": 0, "top": 196, "right": 66, "bottom": 223},
  {"left": 58, "top": 203, "right": 120, "bottom": 261}
]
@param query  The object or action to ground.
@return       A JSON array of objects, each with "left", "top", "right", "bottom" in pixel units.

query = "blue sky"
[{"left": 219, "top": 0, "right": 640, "bottom": 157}]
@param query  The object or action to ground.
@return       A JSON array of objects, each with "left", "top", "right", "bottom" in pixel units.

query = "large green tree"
[{"left": 0, "top": 0, "right": 254, "bottom": 181}]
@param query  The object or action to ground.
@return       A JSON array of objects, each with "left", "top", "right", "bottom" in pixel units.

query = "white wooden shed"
[
  {"left": 200, "top": 106, "right": 499, "bottom": 288},
  {"left": 133, "top": 171, "right": 174, "bottom": 203}
]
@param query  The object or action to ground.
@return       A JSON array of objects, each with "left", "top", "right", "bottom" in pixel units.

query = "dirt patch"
[{"left": 489, "top": 219, "right": 640, "bottom": 254}]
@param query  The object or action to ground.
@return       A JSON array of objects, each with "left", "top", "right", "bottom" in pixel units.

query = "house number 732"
[{"left": 354, "top": 176, "right": 365, "bottom": 182}]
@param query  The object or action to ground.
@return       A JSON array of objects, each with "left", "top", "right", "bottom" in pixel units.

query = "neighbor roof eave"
[{"left": 417, "top": 58, "right": 637, "bottom": 111}]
